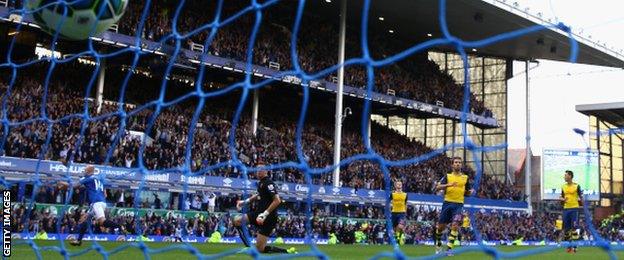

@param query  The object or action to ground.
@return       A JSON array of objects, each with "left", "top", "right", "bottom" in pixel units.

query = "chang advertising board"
[{"left": 541, "top": 149, "right": 599, "bottom": 201}]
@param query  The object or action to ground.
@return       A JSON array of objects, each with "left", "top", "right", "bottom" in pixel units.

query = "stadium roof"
[
  {"left": 576, "top": 102, "right": 624, "bottom": 128},
  {"left": 310, "top": 0, "right": 624, "bottom": 68}
]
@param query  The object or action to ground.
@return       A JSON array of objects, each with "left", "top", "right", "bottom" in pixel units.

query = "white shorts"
[{"left": 89, "top": 202, "right": 107, "bottom": 220}]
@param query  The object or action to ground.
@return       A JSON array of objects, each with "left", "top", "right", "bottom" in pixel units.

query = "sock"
[
  {"left": 564, "top": 230, "right": 571, "bottom": 248},
  {"left": 76, "top": 221, "right": 88, "bottom": 241},
  {"left": 263, "top": 246, "right": 288, "bottom": 253},
  {"left": 433, "top": 229, "right": 442, "bottom": 247},
  {"left": 103, "top": 219, "right": 120, "bottom": 230},
  {"left": 236, "top": 227, "right": 251, "bottom": 247},
  {"left": 571, "top": 230, "right": 579, "bottom": 249},
  {"left": 447, "top": 230, "right": 458, "bottom": 250}
]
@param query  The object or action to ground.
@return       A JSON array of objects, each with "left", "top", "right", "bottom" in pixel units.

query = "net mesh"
[{"left": 1, "top": 0, "right": 620, "bottom": 259}]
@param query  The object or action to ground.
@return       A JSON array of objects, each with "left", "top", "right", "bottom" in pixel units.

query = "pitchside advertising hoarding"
[
  {"left": 541, "top": 149, "right": 600, "bottom": 201},
  {"left": 0, "top": 156, "right": 529, "bottom": 210}
]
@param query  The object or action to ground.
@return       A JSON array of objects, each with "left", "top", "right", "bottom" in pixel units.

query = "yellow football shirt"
[
  {"left": 561, "top": 183, "right": 582, "bottom": 209},
  {"left": 391, "top": 192, "right": 407, "bottom": 213},
  {"left": 443, "top": 173, "right": 469, "bottom": 204},
  {"left": 555, "top": 219, "right": 563, "bottom": 230},
  {"left": 462, "top": 215, "right": 470, "bottom": 228}
]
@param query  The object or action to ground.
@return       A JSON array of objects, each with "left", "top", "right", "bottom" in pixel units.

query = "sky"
[{"left": 505, "top": 0, "right": 624, "bottom": 154}]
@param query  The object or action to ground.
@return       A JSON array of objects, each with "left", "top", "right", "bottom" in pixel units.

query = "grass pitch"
[{"left": 11, "top": 240, "right": 623, "bottom": 259}]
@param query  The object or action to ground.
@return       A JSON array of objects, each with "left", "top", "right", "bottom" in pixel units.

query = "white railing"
[
  {"left": 108, "top": 24, "right": 118, "bottom": 33},
  {"left": 190, "top": 42, "right": 204, "bottom": 53},
  {"left": 268, "top": 61, "right": 280, "bottom": 70},
  {"left": 8, "top": 14, "right": 22, "bottom": 23},
  {"left": 0, "top": 0, "right": 8, "bottom": 7},
  {"left": 86, "top": 98, "right": 137, "bottom": 109}
]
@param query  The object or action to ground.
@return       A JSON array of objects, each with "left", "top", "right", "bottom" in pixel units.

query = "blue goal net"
[{"left": 1, "top": 0, "right": 622, "bottom": 259}]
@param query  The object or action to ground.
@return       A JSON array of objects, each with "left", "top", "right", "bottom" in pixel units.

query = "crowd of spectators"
[
  {"left": 599, "top": 212, "right": 624, "bottom": 241},
  {"left": 112, "top": 0, "right": 491, "bottom": 115},
  {"left": 3, "top": 0, "right": 507, "bottom": 199},
  {"left": 0, "top": 60, "right": 520, "bottom": 200}
]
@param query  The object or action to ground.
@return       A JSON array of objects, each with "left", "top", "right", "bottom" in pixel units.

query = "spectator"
[
  {"left": 116, "top": 190, "right": 125, "bottom": 207},
  {"left": 208, "top": 193, "right": 216, "bottom": 213},
  {"left": 154, "top": 193, "right": 162, "bottom": 209}
]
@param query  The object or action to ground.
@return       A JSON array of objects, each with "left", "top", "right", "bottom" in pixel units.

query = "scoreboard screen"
[{"left": 541, "top": 149, "right": 600, "bottom": 201}]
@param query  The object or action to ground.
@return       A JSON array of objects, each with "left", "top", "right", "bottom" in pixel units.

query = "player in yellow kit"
[
  {"left": 433, "top": 157, "right": 474, "bottom": 256},
  {"left": 390, "top": 181, "right": 408, "bottom": 245},
  {"left": 460, "top": 212, "right": 471, "bottom": 244},
  {"left": 560, "top": 170, "right": 582, "bottom": 253},
  {"left": 555, "top": 215, "right": 563, "bottom": 242}
]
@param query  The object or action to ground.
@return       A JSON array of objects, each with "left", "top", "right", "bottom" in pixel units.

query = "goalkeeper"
[{"left": 233, "top": 162, "right": 296, "bottom": 254}]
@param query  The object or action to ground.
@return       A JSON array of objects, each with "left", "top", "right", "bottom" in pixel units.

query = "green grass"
[{"left": 10, "top": 240, "right": 624, "bottom": 259}]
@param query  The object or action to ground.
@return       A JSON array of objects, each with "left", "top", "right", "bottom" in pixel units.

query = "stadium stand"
[
  {"left": 114, "top": 0, "right": 490, "bottom": 115},
  {"left": 0, "top": 61, "right": 519, "bottom": 200}
]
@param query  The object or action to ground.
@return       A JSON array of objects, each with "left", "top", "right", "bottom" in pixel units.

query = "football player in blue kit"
[{"left": 58, "top": 165, "right": 125, "bottom": 246}]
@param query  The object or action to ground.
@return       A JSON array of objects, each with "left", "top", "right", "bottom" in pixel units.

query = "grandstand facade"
[
  {"left": 374, "top": 51, "right": 509, "bottom": 179},
  {"left": 577, "top": 102, "right": 624, "bottom": 208}
]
